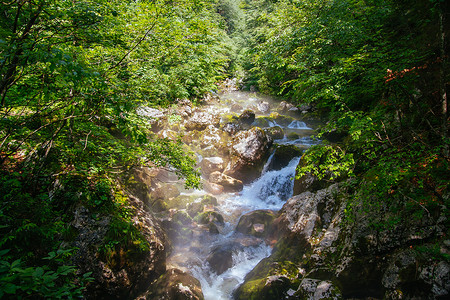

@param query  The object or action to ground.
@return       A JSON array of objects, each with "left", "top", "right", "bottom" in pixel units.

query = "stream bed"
[{"left": 157, "top": 89, "right": 319, "bottom": 299}]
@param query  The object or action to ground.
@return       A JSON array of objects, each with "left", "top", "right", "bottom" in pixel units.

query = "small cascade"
[
  {"left": 267, "top": 120, "right": 280, "bottom": 127},
  {"left": 224, "top": 157, "right": 300, "bottom": 212},
  {"left": 261, "top": 150, "right": 277, "bottom": 174},
  {"left": 287, "top": 120, "right": 311, "bottom": 129}
]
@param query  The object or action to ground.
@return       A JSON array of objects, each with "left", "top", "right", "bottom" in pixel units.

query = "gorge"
[{"left": 0, "top": 0, "right": 448, "bottom": 299}]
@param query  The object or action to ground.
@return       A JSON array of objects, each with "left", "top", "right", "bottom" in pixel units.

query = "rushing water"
[{"left": 166, "top": 91, "right": 318, "bottom": 299}]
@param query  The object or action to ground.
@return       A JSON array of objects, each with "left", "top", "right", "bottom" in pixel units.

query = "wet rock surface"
[
  {"left": 142, "top": 268, "right": 204, "bottom": 300},
  {"left": 235, "top": 210, "right": 277, "bottom": 238},
  {"left": 224, "top": 127, "right": 273, "bottom": 183},
  {"left": 235, "top": 180, "right": 449, "bottom": 300}
]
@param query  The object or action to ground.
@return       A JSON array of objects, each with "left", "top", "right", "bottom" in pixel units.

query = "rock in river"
[{"left": 224, "top": 127, "right": 273, "bottom": 183}]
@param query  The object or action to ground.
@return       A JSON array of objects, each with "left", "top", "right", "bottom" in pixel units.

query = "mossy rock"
[
  {"left": 267, "top": 144, "right": 303, "bottom": 171},
  {"left": 234, "top": 271, "right": 296, "bottom": 300},
  {"left": 172, "top": 211, "right": 193, "bottom": 226},
  {"left": 236, "top": 210, "right": 277, "bottom": 238},
  {"left": 264, "top": 126, "right": 284, "bottom": 140},
  {"left": 167, "top": 195, "right": 197, "bottom": 210},
  {"left": 148, "top": 198, "right": 169, "bottom": 212},
  {"left": 287, "top": 131, "right": 300, "bottom": 140},
  {"left": 268, "top": 113, "right": 296, "bottom": 127},
  {"left": 253, "top": 116, "right": 270, "bottom": 128},
  {"left": 195, "top": 211, "right": 224, "bottom": 225},
  {"left": 200, "top": 195, "right": 218, "bottom": 206},
  {"left": 186, "top": 195, "right": 219, "bottom": 217}
]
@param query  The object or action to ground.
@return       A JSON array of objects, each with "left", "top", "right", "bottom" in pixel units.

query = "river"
[{"left": 164, "top": 89, "right": 318, "bottom": 299}]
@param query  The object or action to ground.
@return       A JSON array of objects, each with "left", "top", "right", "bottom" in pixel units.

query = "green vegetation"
[
  {"left": 0, "top": 0, "right": 234, "bottom": 296},
  {"left": 242, "top": 0, "right": 449, "bottom": 230}
]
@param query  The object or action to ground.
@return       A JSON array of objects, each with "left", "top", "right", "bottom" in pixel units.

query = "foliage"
[
  {"left": 296, "top": 145, "right": 355, "bottom": 181},
  {"left": 244, "top": 0, "right": 449, "bottom": 230},
  {"left": 0, "top": 248, "right": 92, "bottom": 299},
  {"left": 0, "top": 0, "right": 231, "bottom": 295}
]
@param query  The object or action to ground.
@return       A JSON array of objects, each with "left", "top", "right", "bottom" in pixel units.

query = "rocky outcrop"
[
  {"left": 235, "top": 183, "right": 449, "bottom": 299},
  {"left": 72, "top": 195, "right": 167, "bottom": 299},
  {"left": 224, "top": 127, "right": 273, "bottom": 183}
]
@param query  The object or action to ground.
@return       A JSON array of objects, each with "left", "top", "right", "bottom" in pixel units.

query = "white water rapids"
[{"left": 165, "top": 91, "right": 318, "bottom": 299}]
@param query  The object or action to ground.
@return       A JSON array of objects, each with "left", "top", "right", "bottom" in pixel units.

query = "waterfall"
[
  {"left": 287, "top": 120, "right": 311, "bottom": 129},
  {"left": 190, "top": 157, "right": 300, "bottom": 300}
]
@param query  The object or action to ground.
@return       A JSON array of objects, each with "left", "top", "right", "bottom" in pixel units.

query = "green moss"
[
  {"left": 287, "top": 132, "right": 300, "bottom": 140},
  {"left": 236, "top": 278, "right": 267, "bottom": 300}
]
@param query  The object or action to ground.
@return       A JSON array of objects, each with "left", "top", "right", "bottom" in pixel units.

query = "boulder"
[
  {"left": 224, "top": 127, "right": 273, "bottom": 183},
  {"left": 143, "top": 268, "right": 204, "bottom": 300},
  {"left": 266, "top": 144, "right": 303, "bottom": 172},
  {"left": 196, "top": 211, "right": 225, "bottom": 225},
  {"left": 199, "top": 125, "right": 226, "bottom": 149},
  {"left": 223, "top": 121, "right": 242, "bottom": 135},
  {"left": 203, "top": 180, "right": 224, "bottom": 195},
  {"left": 209, "top": 171, "right": 244, "bottom": 192},
  {"left": 238, "top": 110, "right": 255, "bottom": 127},
  {"left": 200, "top": 157, "right": 224, "bottom": 177},
  {"left": 186, "top": 195, "right": 218, "bottom": 218},
  {"left": 268, "top": 113, "right": 296, "bottom": 127},
  {"left": 257, "top": 101, "right": 270, "bottom": 114},
  {"left": 207, "top": 243, "right": 244, "bottom": 275},
  {"left": 235, "top": 210, "right": 277, "bottom": 238},
  {"left": 185, "top": 111, "right": 220, "bottom": 131},
  {"left": 264, "top": 126, "right": 284, "bottom": 140},
  {"left": 253, "top": 116, "right": 270, "bottom": 128}
]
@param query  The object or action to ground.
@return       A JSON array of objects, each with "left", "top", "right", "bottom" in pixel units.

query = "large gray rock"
[
  {"left": 185, "top": 111, "right": 220, "bottom": 131},
  {"left": 224, "top": 127, "right": 273, "bottom": 183}
]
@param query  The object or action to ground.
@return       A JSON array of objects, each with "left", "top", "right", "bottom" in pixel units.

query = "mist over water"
[{"left": 166, "top": 91, "right": 318, "bottom": 299}]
